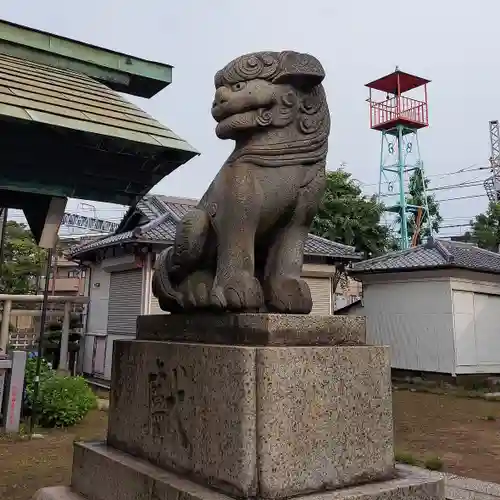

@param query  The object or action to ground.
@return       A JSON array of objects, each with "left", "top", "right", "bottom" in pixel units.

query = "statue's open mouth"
[
  {"left": 214, "top": 109, "right": 261, "bottom": 138},
  {"left": 212, "top": 102, "right": 271, "bottom": 123}
]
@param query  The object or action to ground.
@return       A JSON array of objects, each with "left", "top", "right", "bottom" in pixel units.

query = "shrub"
[
  {"left": 37, "top": 375, "right": 97, "bottom": 428},
  {"left": 24, "top": 353, "right": 53, "bottom": 386},
  {"left": 395, "top": 451, "right": 418, "bottom": 466},
  {"left": 23, "top": 354, "right": 54, "bottom": 413},
  {"left": 424, "top": 455, "right": 444, "bottom": 471}
]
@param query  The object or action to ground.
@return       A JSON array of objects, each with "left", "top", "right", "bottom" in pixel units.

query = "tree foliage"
[
  {"left": 405, "top": 167, "right": 442, "bottom": 245},
  {"left": 311, "top": 169, "right": 391, "bottom": 257},
  {"left": 1, "top": 221, "right": 46, "bottom": 294},
  {"left": 470, "top": 202, "right": 500, "bottom": 251}
]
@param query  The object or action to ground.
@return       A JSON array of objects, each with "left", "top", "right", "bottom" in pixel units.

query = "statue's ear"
[{"left": 272, "top": 51, "right": 325, "bottom": 90}]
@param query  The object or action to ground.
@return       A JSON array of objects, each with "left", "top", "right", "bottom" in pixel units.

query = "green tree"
[
  {"left": 1, "top": 221, "right": 46, "bottom": 294},
  {"left": 470, "top": 202, "right": 500, "bottom": 251},
  {"left": 311, "top": 169, "right": 391, "bottom": 258},
  {"left": 405, "top": 167, "right": 442, "bottom": 245}
]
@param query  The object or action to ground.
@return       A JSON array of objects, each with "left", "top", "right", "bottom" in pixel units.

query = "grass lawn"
[
  {"left": 0, "top": 410, "right": 107, "bottom": 500},
  {"left": 2, "top": 390, "right": 500, "bottom": 499},
  {"left": 394, "top": 389, "right": 500, "bottom": 480}
]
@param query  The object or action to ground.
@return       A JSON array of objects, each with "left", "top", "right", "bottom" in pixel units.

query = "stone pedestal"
[{"left": 33, "top": 314, "right": 444, "bottom": 500}]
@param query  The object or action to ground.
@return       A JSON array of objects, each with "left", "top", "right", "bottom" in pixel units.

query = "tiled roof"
[
  {"left": 351, "top": 238, "right": 500, "bottom": 275},
  {"left": 304, "top": 234, "right": 361, "bottom": 258},
  {"left": 70, "top": 195, "right": 362, "bottom": 261}
]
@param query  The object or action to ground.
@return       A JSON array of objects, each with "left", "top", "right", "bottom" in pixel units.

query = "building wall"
[
  {"left": 361, "top": 275, "right": 455, "bottom": 374},
  {"left": 86, "top": 265, "right": 110, "bottom": 335},
  {"left": 450, "top": 274, "right": 500, "bottom": 375},
  {"left": 82, "top": 264, "right": 110, "bottom": 376},
  {"left": 39, "top": 255, "right": 87, "bottom": 296},
  {"left": 356, "top": 269, "right": 500, "bottom": 376},
  {"left": 336, "top": 300, "right": 363, "bottom": 316}
]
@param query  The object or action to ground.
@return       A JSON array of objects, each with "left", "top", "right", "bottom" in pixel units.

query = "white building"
[
  {"left": 349, "top": 238, "right": 500, "bottom": 377},
  {"left": 69, "top": 195, "right": 361, "bottom": 383}
]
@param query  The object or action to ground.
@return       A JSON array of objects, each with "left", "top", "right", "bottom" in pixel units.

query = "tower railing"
[{"left": 369, "top": 96, "right": 428, "bottom": 129}]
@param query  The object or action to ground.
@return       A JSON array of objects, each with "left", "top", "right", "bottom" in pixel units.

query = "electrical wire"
[{"left": 355, "top": 164, "right": 489, "bottom": 189}]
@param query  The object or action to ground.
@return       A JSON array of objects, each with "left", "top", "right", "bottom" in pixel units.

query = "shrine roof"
[{"left": 0, "top": 19, "right": 173, "bottom": 97}]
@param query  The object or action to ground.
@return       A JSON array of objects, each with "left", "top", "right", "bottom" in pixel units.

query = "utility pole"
[
  {"left": 0, "top": 208, "right": 8, "bottom": 289},
  {"left": 29, "top": 246, "right": 53, "bottom": 435}
]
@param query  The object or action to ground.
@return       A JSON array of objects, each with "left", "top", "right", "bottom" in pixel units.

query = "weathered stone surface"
[
  {"left": 152, "top": 51, "right": 331, "bottom": 315},
  {"left": 33, "top": 443, "right": 444, "bottom": 500},
  {"left": 256, "top": 345, "right": 394, "bottom": 498},
  {"left": 33, "top": 487, "right": 82, "bottom": 500},
  {"left": 107, "top": 339, "right": 393, "bottom": 499},
  {"left": 136, "top": 313, "right": 366, "bottom": 346},
  {"left": 108, "top": 340, "right": 258, "bottom": 497}
]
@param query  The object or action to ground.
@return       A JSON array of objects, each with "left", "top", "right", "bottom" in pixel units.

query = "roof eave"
[
  {"left": 350, "top": 263, "right": 500, "bottom": 277},
  {"left": 306, "top": 252, "right": 363, "bottom": 262},
  {"left": 68, "top": 236, "right": 171, "bottom": 260},
  {"left": 0, "top": 20, "right": 173, "bottom": 98},
  {"left": 349, "top": 264, "right": 456, "bottom": 276}
]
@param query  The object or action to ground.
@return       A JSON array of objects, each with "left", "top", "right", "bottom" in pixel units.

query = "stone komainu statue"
[{"left": 152, "top": 51, "right": 330, "bottom": 314}]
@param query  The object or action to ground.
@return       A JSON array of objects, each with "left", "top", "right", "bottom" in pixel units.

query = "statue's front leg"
[
  {"left": 209, "top": 164, "right": 264, "bottom": 312},
  {"left": 263, "top": 168, "right": 326, "bottom": 314}
]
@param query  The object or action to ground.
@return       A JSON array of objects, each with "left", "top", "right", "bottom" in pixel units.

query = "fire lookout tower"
[{"left": 366, "top": 68, "right": 432, "bottom": 249}]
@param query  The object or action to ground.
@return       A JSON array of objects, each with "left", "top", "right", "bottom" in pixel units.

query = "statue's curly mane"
[{"left": 217, "top": 51, "right": 330, "bottom": 168}]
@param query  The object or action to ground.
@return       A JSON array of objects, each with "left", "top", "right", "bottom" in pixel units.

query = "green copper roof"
[
  {"left": 0, "top": 19, "right": 172, "bottom": 97},
  {"left": 0, "top": 52, "right": 196, "bottom": 152},
  {"left": 0, "top": 21, "right": 199, "bottom": 243},
  {"left": 0, "top": 52, "right": 198, "bottom": 206}
]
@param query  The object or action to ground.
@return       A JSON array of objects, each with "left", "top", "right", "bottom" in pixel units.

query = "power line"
[
  {"left": 356, "top": 164, "right": 490, "bottom": 189},
  {"left": 436, "top": 193, "right": 487, "bottom": 203}
]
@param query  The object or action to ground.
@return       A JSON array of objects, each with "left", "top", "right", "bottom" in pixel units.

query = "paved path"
[
  {"left": 406, "top": 466, "right": 500, "bottom": 500},
  {"left": 444, "top": 473, "right": 500, "bottom": 500}
]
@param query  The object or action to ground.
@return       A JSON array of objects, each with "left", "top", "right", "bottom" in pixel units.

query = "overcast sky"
[{"left": 3, "top": 1, "right": 498, "bottom": 237}]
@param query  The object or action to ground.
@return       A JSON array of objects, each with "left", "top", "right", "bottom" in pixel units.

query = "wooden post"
[
  {"left": 58, "top": 300, "right": 72, "bottom": 373},
  {"left": 0, "top": 299, "right": 12, "bottom": 353}
]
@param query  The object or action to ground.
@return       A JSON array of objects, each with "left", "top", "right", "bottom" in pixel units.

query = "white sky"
[{"left": 2, "top": 0, "right": 498, "bottom": 237}]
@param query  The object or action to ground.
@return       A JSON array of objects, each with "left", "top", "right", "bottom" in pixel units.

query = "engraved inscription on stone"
[{"left": 147, "top": 358, "right": 191, "bottom": 453}]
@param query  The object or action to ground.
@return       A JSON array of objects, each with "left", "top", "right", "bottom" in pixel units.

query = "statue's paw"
[
  {"left": 177, "top": 271, "right": 213, "bottom": 310},
  {"left": 265, "top": 277, "right": 313, "bottom": 314},
  {"left": 210, "top": 273, "right": 263, "bottom": 312},
  {"left": 152, "top": 265, "right": 184, "bottom": 313},
  {"left": 157, "top": 295, "right": 184, "bottom": 314},
  {"left": 182, "top": 282, "right": 212, "bottom": 310}
]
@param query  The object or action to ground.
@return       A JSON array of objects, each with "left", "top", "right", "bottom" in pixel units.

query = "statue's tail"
[
  {"left": 152, "top": 247, "right": 183, "bottom": 312},
  {"left": 152, "top": 208, "right": 211, "bottom": 313}
]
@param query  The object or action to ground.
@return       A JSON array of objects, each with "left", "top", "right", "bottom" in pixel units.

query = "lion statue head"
[{"left": 211, "top": 51, "right": 330, "bottom": 168}]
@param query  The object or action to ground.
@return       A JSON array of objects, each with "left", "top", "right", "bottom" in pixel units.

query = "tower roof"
[{"left": 365, "top": 69, "right": 430, "bottom": 94}]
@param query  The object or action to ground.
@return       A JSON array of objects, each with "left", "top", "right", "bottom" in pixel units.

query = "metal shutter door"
[
  {"left": 107, "top": 269, "right": 143, "bottom": 335},
  {"left": 305, "top": 277, "right": 332, "bottom": 315},
  {"left": 150, "top": 295, "right": 169, "bottom": 315}
]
